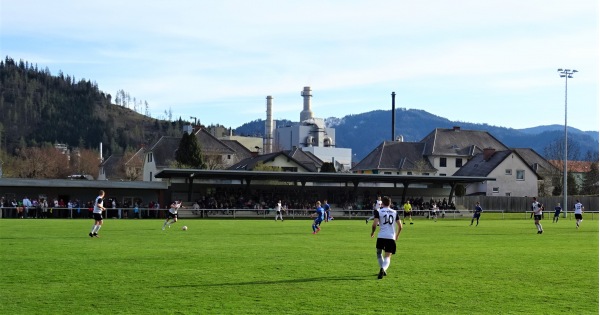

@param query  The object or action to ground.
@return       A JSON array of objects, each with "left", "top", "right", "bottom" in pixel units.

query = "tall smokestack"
[
  {"left": 99, "top": 142, "right": 103, "bottom": 162},
  {"left": 391, "top": 92, "right": 396, "bottom": 141},
  {"left": 265, "top": 96, "right": 274, "bottom": 154},
  {"left": 300, "top": 86, "right": 313, "bottom": 122}
]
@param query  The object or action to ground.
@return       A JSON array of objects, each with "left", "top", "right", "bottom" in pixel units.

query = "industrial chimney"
[
  {"left": 300, "top": 86, "right": 313, "bottom": 122},
  {"left": 391, "top": 92, "right": 396, "bottom": 141},
  {"left": 265, "top": 96, "right": 274, "bottom": 154}
]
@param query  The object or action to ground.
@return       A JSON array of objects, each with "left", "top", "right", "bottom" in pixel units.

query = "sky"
[{"left": 1, "top": 0, "right": 598, "bottom": 131}]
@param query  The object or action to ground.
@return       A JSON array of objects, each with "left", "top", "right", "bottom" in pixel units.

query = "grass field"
[{"left": 0, "top": 216, "right": 597, "bottom": 315}]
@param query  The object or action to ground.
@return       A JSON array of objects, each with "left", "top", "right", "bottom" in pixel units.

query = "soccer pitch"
[{"left": 0, "top": 217, "right": 597, "bottom": 314}]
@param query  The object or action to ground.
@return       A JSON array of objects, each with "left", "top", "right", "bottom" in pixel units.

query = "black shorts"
[
  {"left": 276, "top": 210, "right": 282, "bottom": 215},
  {"left": 93, "top": 213, "right": 103, "bottom": 221},
  {"left": 575, "top": 213, "right": 583, "bottom": 220},
  {"left": 534, "top": 214, "right": 542, "bottom": 220},
  {"left": 473, "top": 213, "right": 481, "bottom": 218},
  {"left": 166, "top": 211, "right": 177, "bottom": 219},
  {"left": 404, "top": 211, "right": 411, "bottom": 217},
  {"left": 376, "top": 238, "right": 397, "bottom": 255}
]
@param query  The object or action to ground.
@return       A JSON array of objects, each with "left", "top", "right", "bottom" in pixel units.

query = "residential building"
[
  {"left": 454, "top": 148, "right": 540, "bottom": 196},
  {"left": 351, "top": 141, "right": 436, "bottom": 175},
  {"left": 421, "top": 126, "right": 508, "bottom": 177},
  {"left": 98, "top": 148, "right": 145, "bottom": 181},
  {"left": 513, "top": 148, "right": 559, "bottom": 196},
  {"left": 229, "top": 147, "right": 323, "bottom": 172},
  {"left": 352, "top": 127, "right": 548, "bottom": 197},
  {"left": 143, "top": 126, "right": 251, "bottom": 181}
]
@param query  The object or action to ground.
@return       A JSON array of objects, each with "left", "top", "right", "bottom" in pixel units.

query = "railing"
[
  {"left": 523, "top": 211, "right": 598, "bottom": 220},
  {"left": 1, "top": 207, "right": 597, "bottom": 220}
]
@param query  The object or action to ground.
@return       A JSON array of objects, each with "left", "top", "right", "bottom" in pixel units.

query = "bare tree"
[
  {"left": 544, "top": 136, "right": 582, "bottom": 196},
  {"left": 14, "top": 147, "right": 69, "bottom": 178},
  {"left": 70, "top": 148, "right": 101, "bottom": 178}
]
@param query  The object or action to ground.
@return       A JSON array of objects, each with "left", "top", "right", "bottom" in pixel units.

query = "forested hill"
[{"left": 0, "top": 57, "right": 184, "bottom": 155}]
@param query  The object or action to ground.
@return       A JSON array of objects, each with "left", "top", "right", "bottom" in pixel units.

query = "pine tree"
[
  {"left": 175, "top": 131, "right": 203, "bottom": 168},
  {"left": 320, "top": 162, "right": 337, "bottom": 172}
]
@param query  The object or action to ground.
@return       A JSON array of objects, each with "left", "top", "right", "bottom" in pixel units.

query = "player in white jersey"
[
  {"left": 162, "top": 200, "right": 183, "bottom": 230},
  {"left": 275, "top": 200, "right": 284, "bottom": 221},
  {"left": 531, "top": 197, "right": 544, "bottom": 234},
  {"left": 573, "top": 200, "right": 584, "bottom": 229},
  {"left": 365, "top": 196, "right": 382, "bottom": 224},
  {"left": 370, "top": 196, "right": 402, "bottom": 279},
  {"left": 89, "top": 190, "right": 105, "bottom": 238}
]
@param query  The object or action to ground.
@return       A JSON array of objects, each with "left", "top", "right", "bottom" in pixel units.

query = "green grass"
[{"left": 0, "top": 217, "right": 597, "bottom": 315}]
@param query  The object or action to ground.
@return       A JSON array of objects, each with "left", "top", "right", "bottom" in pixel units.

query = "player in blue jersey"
[
  {"left": 323, "top": 199, "right": 332, "bottom": 222},
  {"left": 371, "top": 196, "right": 402, "bottom": 279},
  {"left": 470, "top": 202, "right": 483, "bottom": 226},
  {"left": 552, "top": 203, "right": 562, "bottom": 223},
  {"left": 311, "top": 201, "right": 325, "bottom": 234}
]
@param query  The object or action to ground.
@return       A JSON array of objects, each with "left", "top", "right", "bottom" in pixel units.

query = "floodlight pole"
[{"left": 557, "top": 68, "right": 577, "bottom": 218}]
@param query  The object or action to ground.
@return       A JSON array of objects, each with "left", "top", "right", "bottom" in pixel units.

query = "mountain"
[
  {"left": 2, "top": 56, "right": 597, "bottom": 164},
  {"left": 235, "top": 108, "right": 599, "bottom": 162}
]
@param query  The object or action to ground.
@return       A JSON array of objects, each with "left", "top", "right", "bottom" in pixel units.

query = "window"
[
  {"left": 505, "top": 192, "right": 511, "bottom": 196},
  {"left": 505, "top": 169, "right": 512, "bottom": 175},
  {"left": 227, "top": 155, "right": 231, "bottom": 160},
  {"left": 516, "top": 170, "right": 525, "bottom": 180},
  {"left": 407, "top": 172, "right": 413, "bottom": 175},
  {"left": 149, "top": 172, "right": 153, "bottom": 181},
  {"left": 455, "top": 158, "right": 463, "bottom": 167},
  {"left": 148, "top": 153, "right": 153, "bottom": 163},
  {"left": 439, "top": 158, "right": 447, "bottom": 167},
  {"left": 384, "top": 172, "right": 392, "bottom": 175},
  {"left": 492, "top": 187, "right": 499, "bottom": 193},
  {"left": 439, "top": 173, "right": 447, "bottom": 176},
  {"left": 422, "top": 173, "right": 430, "bottom": 176}
]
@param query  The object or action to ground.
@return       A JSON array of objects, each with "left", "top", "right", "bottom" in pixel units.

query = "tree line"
[{"left": 0, "top": 56, "right": 188, "bottom": 178}]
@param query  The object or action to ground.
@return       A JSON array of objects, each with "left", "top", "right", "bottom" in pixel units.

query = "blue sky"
[{"left": 1, "top": 0, "right": 598, "bottom": 131}]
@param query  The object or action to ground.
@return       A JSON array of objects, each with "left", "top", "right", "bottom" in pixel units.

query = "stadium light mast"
[{"left": 557, "top": 68, "right": 577, "bottom": 218}]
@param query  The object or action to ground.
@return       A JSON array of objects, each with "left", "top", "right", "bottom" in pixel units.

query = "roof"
[
  {"left": 512, "top": 148, "right": 557, "bottom": 175},
  {"left": 195, "top": 128, "right": 236, "bottom": 155},
  {"left": 352, "top": 141, "right": 436, "bottom": 172},
  {"left": 453, "top": 150, "right": 513, "bottom": 177},
  {"left": 421, "top": 127, "right": 508, "bottom": 157},
  {"left": 548, "top": 160, "right": 596, "bottom": 173},
  {"left": 228, "top": 149, "right": 323, "bottom": 172},
  {"left": 156, "top": 168, "right": 495, "bottom": 186},
  {"left": 99, "top": 154, "right": 123, "bottom": 179},
  {"left": 287, "top": 148, "right": 324, "bottom": 172},
  {"left": 147, "top": 128, "right": 237, "bottom": 168},
  {"left": 220, "top": 139, "right": 253, "bottom": 162},
  {"left": 454, "top": 149, "right": 541, "bottom": 179},
  {"left": 148, "top": 136, "right": 181, "bottom": 168}
]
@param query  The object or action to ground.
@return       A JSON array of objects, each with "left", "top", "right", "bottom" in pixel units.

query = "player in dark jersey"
[{"left": 470, "top": 202, "right": 483, "bottom": 226}]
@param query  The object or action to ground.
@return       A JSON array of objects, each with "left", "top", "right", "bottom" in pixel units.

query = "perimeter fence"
[{"left": 1, "top": 207, "right": 597, "bottom": 221}]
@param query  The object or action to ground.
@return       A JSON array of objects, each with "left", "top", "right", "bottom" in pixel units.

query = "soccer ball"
[{"left": 182, "top": 226, "right": 188, "bottom": 231}]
